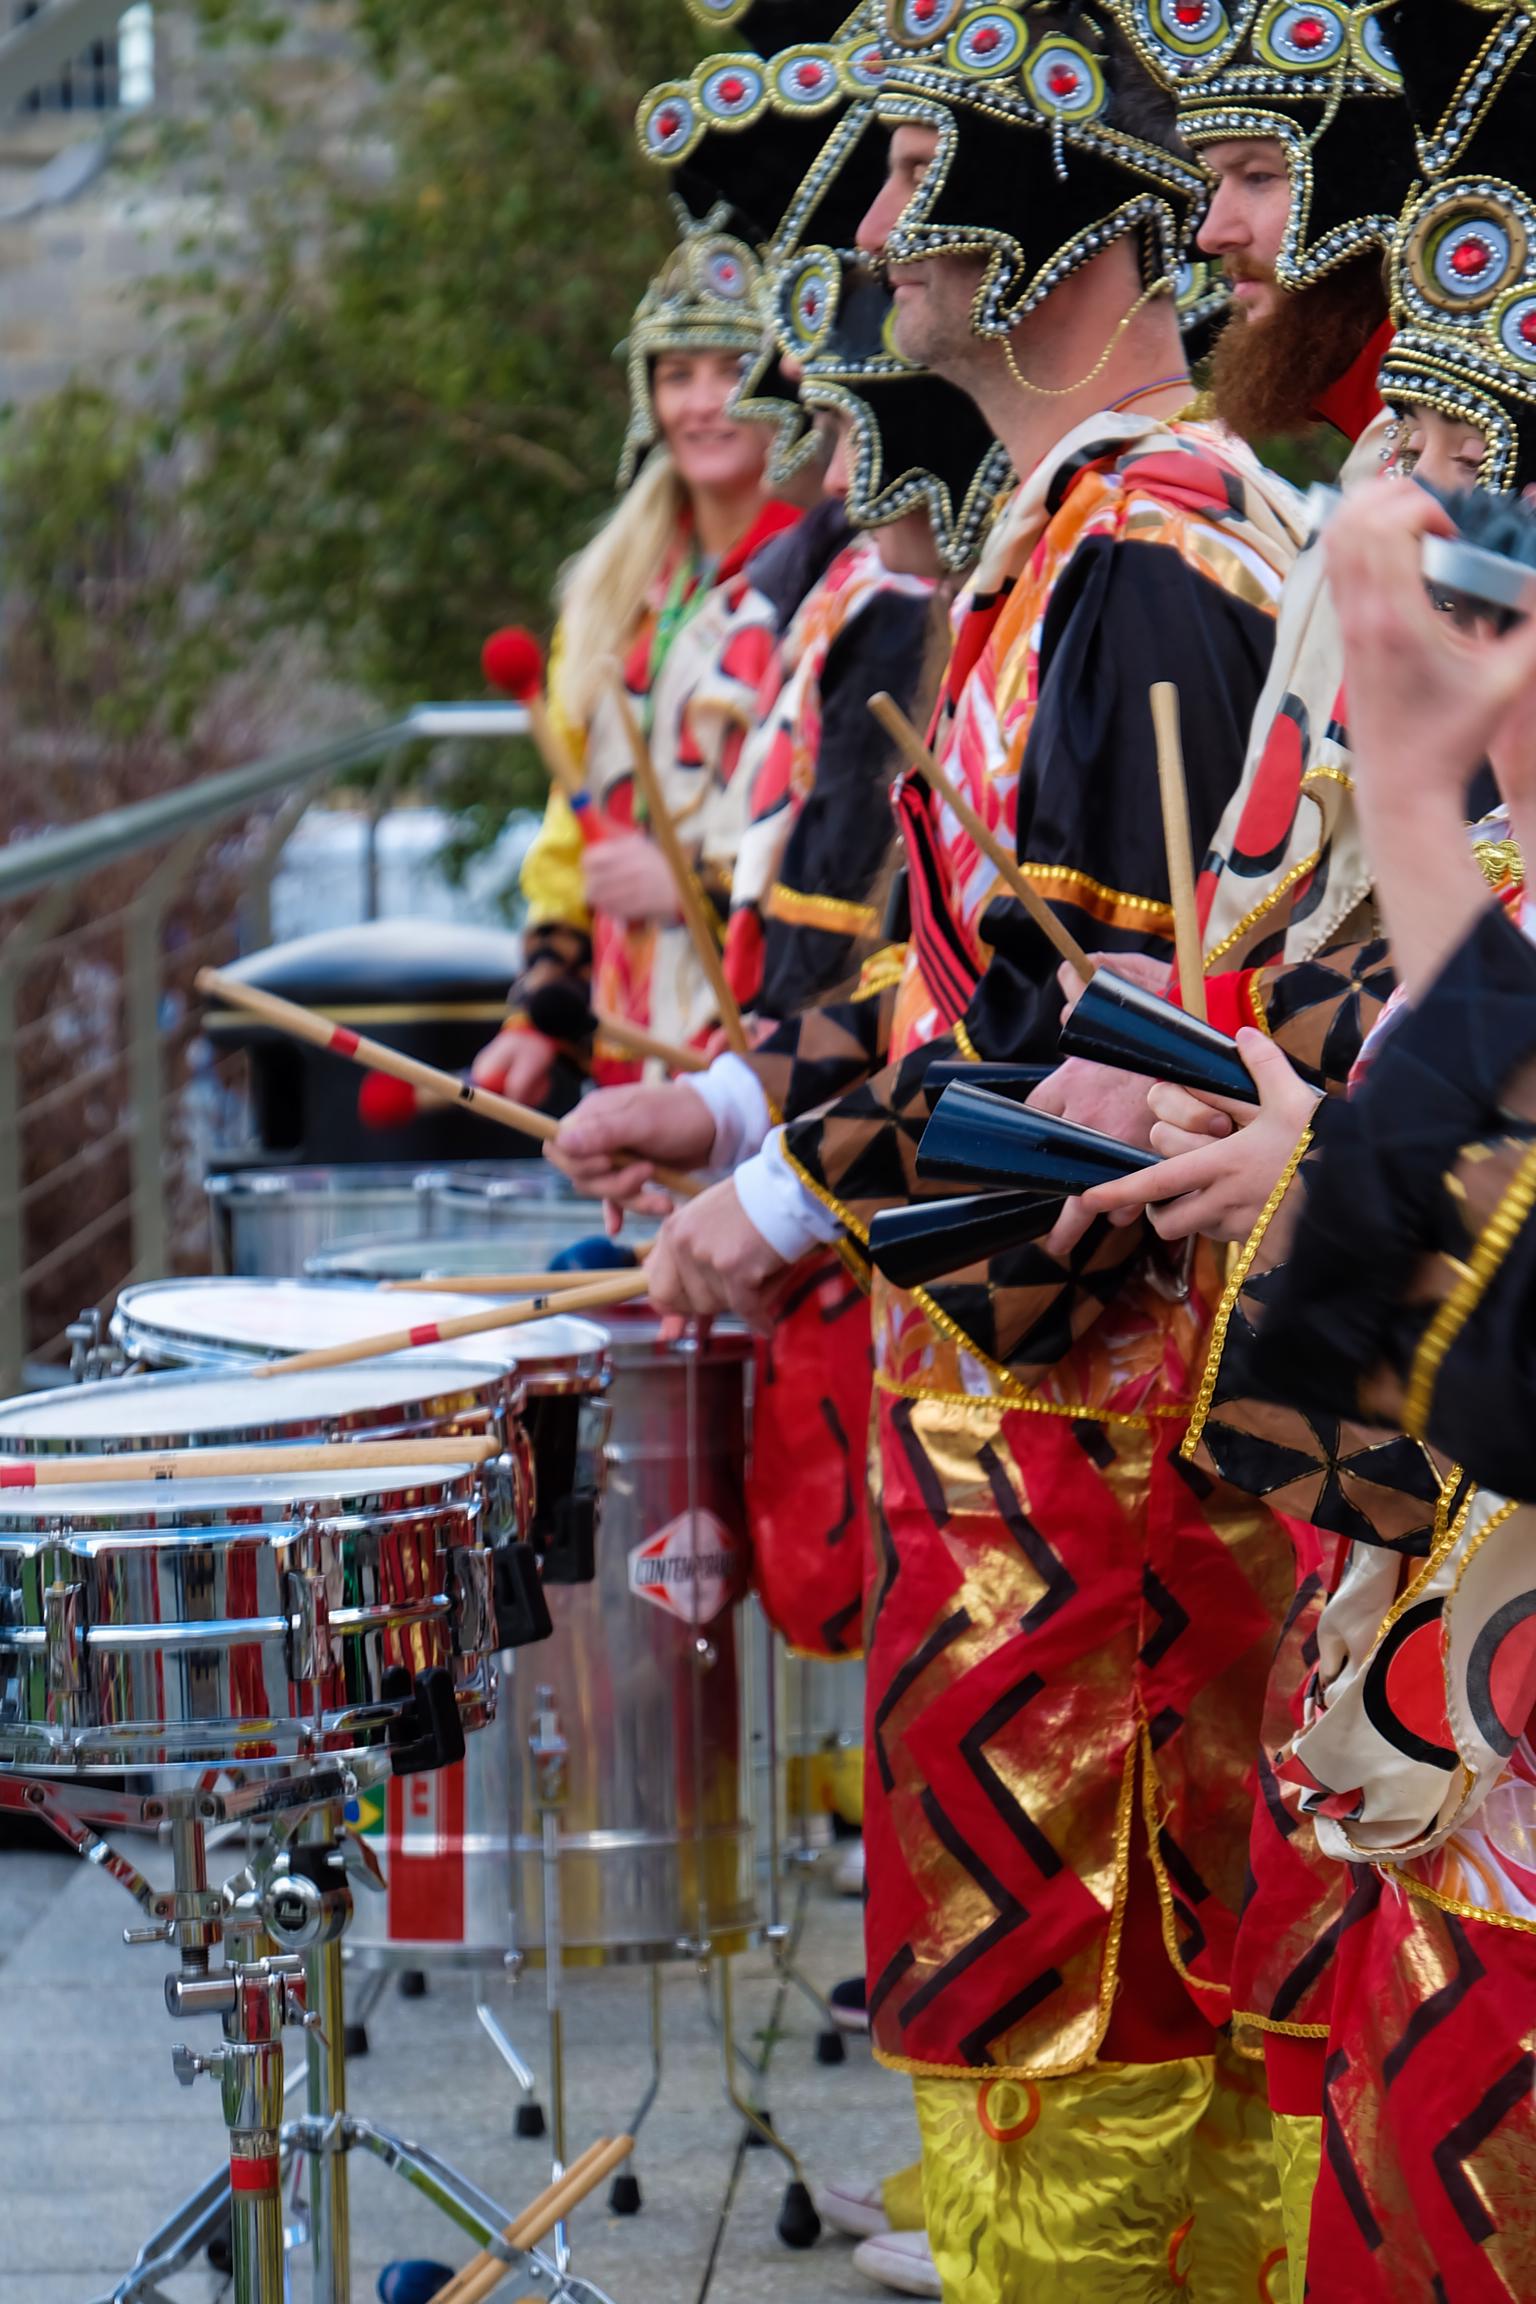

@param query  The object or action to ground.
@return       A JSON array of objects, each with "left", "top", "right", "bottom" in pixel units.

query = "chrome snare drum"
[
  {"left": 0, "top": 1460, "right": 493, "bottom": 1773},
  {"left": 110, "top": 1279, "right": 611, "bottom": 1562},
  {"left": 419, "top": 1164, "right": 662, "bottom": 1264}
]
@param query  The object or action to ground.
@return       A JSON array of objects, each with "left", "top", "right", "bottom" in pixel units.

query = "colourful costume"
[{"left": 717, "top": 4, "right": 1313, "bottom": 2274}]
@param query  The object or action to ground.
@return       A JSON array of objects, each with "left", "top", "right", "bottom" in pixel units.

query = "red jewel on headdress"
[
  {"left": 1290, "top": 15, "right": 1327, "bottom": 49},
  {"left": 1173, "top": 1, "right": 1206, "bottom": 20},
  {"left": 796, "top": 60, "right": 822, "bottom": 86},
  {"left": 1520, "top": 310, "right": 1536, "bottom": 345},
  {"left": 972, "top": 23, "right": 1002, "bottom": 51},
  {"left": 913, "top": 0, "right": 939, "bottom": 17},
  {"left": 1048, "top": 61, "right": 1079, "bottom": 95},
  {"left": 657, "top": 106, "right": 684, "bottom": 137},
  {"left": 1452, "top": 239, "right": 1492, "bottom": 279},
  {"left": 718, "top": 73, "right": 748, "bottom": 102}
]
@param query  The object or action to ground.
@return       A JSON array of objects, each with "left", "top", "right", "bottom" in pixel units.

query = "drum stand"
[
  {"left": 0, "top": 1766, "right": 622, "bottom": 2304},
  {"left": 523, "top": 1342, "right": 821, "bottom": 2258},
  {"left": 758, "top": 1625, "right": 849, "bottom": 2069}
]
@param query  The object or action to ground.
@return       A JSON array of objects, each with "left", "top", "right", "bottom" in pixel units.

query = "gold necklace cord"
[{"left": 1002, "top": 274, "right": 1174, "bottom": 401}]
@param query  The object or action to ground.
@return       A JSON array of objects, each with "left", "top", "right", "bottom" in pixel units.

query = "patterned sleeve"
[
  {"left": 779, "top": 532, "right": 1278, "bottom": 1380},
  {"left": 1201, "top": 932, "right": 1398, "bottom": 1093},
  {"left": 1243, "top": 902, "right": 1536, "bottom": 1502}
]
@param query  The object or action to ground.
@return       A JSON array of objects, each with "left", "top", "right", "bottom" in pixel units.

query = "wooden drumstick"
[
  {"left": 0, "top": 1438, "right": 500, "bottom": 1488},
  {"left": 1149, "top": 682, "right": 1207, "bottom": 1025},
  {"left": 867, "top": 693, "right": 1099, "bottom": 988},
  {"left": 194, "top": 969, "right": 701, "bottom": 1200},
  {"left": 433, "top": 2135, "right": 636, "bottom": 2304},
  {"left": 594, "top": 1011, "right": 709, "bottom": 1074},
  {"left": 252, "top": 1269, "right": 651, "bottom": 1379},
  {"left": 384, "top": 1244, "right": 653, "bottom": 1295},
  {"left": 604, "top": 668, "right": 752, "bottom": 1058}
]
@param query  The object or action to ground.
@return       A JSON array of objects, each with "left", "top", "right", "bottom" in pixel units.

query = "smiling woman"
[{"left": 471, "top": 217, "right": 804, "bottom": 1109}]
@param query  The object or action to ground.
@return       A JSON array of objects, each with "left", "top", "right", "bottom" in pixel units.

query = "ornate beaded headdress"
[
  {"left": 639, "top": 12, "right": 1014, "bottom": 554},
  {"left": 617, "top": 211, "right": 792, "bottom": 490},
  {"left": 778, "top": 245, "right": 1016, "bottom": 568},
  {"left": 1375, "top": 1, "right": 1536, "bottom": 491},
  {"left": 867, "top": 1, "right": 1206, "bottom": 338},
  {"left": 1112, "top": 0, "right": 1416, "bottom": 289}
]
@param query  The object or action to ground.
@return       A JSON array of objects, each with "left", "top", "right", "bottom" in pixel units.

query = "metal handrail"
[
  {"left": 0, "top": 702, "right": 529, "bottom": 904},
  {"left": 0, "top": 699, "right": 532, "bottom": 1388}
]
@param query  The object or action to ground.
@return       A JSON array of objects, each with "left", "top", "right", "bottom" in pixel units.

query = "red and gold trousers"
[{"left": 864, "top": 1382, "right": 1291, "bottom": 2082}]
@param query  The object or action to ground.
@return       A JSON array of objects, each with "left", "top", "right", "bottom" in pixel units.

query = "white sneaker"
[
  {"left": 832, "top": 1837, "right": 866, "bottom": 1897},
  {"left": 852, "top": 2231, "right": 942, "bottom": 2297},
  {"left": 817, "top": 2180, "right": 891, "bottom": 2241}
]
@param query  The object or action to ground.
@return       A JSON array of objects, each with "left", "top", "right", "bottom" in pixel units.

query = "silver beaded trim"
[
  {"left": 1181, "top": 101, "right": 1397, "bottom": 284},
  {"left": 1415, "top": 12, "right": 1536, "bottom": 178}
]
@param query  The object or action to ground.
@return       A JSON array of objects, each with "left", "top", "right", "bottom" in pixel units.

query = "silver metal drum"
[
  {"left": 0, "top": 1460, "right": 492, "bottom": 1772},
  {"left": 421, "top": 1164, "right": 662, "bottom": 1265},
  {"left": 205, "top": 1164, "right": 447, "bottom": 1278},
  {"left": 512, "top": 1313, "right": 758, "bottom": 1965},
  {"left": 109, "top": 1279, "right": 610, "bottom": 1548},
  {"left": 306, "top": 1231, "right": 654, "bottom": 1284}
]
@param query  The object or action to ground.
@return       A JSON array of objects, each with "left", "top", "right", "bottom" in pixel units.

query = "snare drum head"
[
  {"left": 0, "top": 1457, "right": 481, "bottom": 1529},
  {"left": 112, "top": 1277, "right": 609, "bottom": 1389},
  {"left": 0, "top": 1358, "right": 513, "bottom": 1451}
]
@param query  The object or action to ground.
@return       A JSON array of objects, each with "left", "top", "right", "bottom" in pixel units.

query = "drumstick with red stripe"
[
  {"left": 867, "top": 692, "right": 1099, "bottom": 987},
  {"left": 0, "top": 1438, "right": 500, "bottom": 1488},
  {"left": 251, "top": 1268, "right": 651, "bottom": 1379},
  {"left": 383, "top": 1242, "right": 653, "bottom": 1296},
  {"left": 194, "top": 968, "right": 701, "bottom": 1199}
]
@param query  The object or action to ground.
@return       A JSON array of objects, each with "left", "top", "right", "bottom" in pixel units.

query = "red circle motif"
[
  {"left": 796, "top": 60, "right": 823, "bottom": 87},
  {"left": 1048, "top": 61, "right": 1079, "bottom": 94},
  {"left": 1520, "top": 309, "right": 1536, "bottom": 345},
  {"left": 973, "top": 23, "right": 1002, "bottom": 50},
  {"left": 656, "top": 107, "right": 683, "bottom": 137},
  {"left": 977, "top": 2078, "right": 1042, "bottom": 2145},
  {"left": 1451, "top": 238, "right": 1492, "bottom": 278},
  {"left": 1291, "top": 14, "right": 1327, "bottom": 47},
  {"left": 1174, "top": 1, "right": 1206, "bottom": 21},
  {"left": 718, "top": 73, "right": 747, "bottom": 102}
]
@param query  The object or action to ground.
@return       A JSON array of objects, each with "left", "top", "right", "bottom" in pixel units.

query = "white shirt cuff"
[
  {"left": 734, "top": 1130, "right": 841, "bottom": 1263},
  {"left": 688, "top": 1053, "right": 773, "bottom": 1171}
]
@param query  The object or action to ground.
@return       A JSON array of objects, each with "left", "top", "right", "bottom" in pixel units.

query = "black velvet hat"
[
  {"left": 868, "top": 0, "right": 1207, "bottom": 338},
  {"left": 778, "top": 249, "right": 1015, "bottom": 568},
  {"left": 642, "top": 19, "right": 1016, "bottom": 565},
  {"left": 1113, "top": 2, "right": 1417, "bottom": 289},
  {"left": 1375, "top": 2, "right": 1536, "bottom": 491}
]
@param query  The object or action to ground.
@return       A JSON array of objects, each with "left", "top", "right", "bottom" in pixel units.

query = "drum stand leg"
[
  {"left": 475, "top": 1972, "right": 547, "bottom": 2139},
  {"left": 529, "top": 1685, "right": 573, "bottom": 2270},
  {"left": 759, "top": 1624, "right": 844, "bottom": 2067},
  {"left": 715, "top": 1955, "right": 820, "bottom": 2250},
  {"left": 607, "top": 1967, "right": 664, "bottom": 2217},
  {"left": 303, "top": 1920, "right": 352, "bottom": 2300}
]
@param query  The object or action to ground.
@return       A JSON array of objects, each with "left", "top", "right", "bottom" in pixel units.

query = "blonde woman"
[{"left": 475, "top": 222, "right": 800, "bottom": 1103}]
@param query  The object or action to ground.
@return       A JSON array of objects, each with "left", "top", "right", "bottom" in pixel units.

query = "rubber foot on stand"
[
  {"left": 206, "top": 2211, "right": 233, "bottom": 2276},
  {"left": 777, "top": 2180, "right": 821, "bottom": 2250},
  {"left": 398, "top": 1968, "right": 429, "bottom": 1999},
  {"left": 815, "top": 2028, "right": 847, "bottom": 2066},
  {"left": 515, "top": 2100, "right": 547, "bottom": 2139},
  {"left": 344, "top": 2021, "right": 371, "bottom": 2058},
  {"left": 744, "top": 2108, "right": 774, "bottom": 2149},
  {"left": 377, "top": 2262, "right": 455, "bottom": 2304},
  {"left": 609, "top": 2171, "right": 642, "bottom": 2216}
]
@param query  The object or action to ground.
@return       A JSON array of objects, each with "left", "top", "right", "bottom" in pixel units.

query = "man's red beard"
[{"left": 1209, "top": 250, "right": 1389, "bottom": 443}]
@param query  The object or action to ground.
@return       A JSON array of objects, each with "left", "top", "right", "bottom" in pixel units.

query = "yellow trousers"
[{"left": 913, "top": 2045, "right": 1288, "bottom": 2303}]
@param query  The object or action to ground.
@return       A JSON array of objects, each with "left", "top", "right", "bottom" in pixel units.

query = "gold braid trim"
[
  {"left": 1380, "top": 1861, "right": 1536, "bottom": 1937},
  {"left": 870, "top": 1742, "right": 1141, "bottom": 2083},
  {"left": 1139, "top": 1721, "right": 1233, "bottom": 2005},
  {"left": 1301, "top": 763, "right": 1354, "bottom": 795},
  {"left": 874, "top": 1369, "right": 1182, "bottom": 1426},
  {"left": 1020, "top": 862, "right": 1176, "bottom": 936},
  {"left": 1180, "top": 1125, "right": 1315, "bottom": 1460},
  {"left": 952, "top": 1017, "right": 983, "bottom": 1063},
  {"left": 1404, "top": 1140, "right": 1536, "bottom": 1442},
  {"left": 855, "top": 944, "right": 909, "bottom": 998},
  {"left": 1232, "top": 2010, "right": 1331, "bottom": 2040},
  {"left": 766, "top": 882, "right": 881, "bottom": 933},
  {"left": 1203, "top": 850, "right": 1324, "bottom": 967}
]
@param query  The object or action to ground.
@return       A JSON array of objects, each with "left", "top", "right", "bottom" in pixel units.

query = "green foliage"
[
  {"left": 0, "top": 381, "right": 210, "bottom": 743},
  {"left": 153, "top": 0, "right": 694, "bottom": 824}
]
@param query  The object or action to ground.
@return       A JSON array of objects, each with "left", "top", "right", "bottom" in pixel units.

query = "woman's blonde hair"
[{"left": 551, "top": 449, "right": 689, "bottom": 730}]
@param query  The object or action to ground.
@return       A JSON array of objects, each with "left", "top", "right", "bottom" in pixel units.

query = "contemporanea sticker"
[{"left": 627, "top": 1510, "right": 743, "bottom": 1625}]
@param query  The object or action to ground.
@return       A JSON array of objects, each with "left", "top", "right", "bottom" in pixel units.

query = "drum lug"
[
  {"left": 445, "top": 1545, "right": 499, "bottom": 1658},
  {"left": 42, "top": 1578, "right": 85, "bottom": 1724},
  {"left": 284, "top": 1568, "right": 322, "bottom": 1687}
]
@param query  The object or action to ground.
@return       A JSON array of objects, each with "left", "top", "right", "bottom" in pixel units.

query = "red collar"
[
  {"left": 717, "top": 499, "right": 802, "bottom": 586},
  {"left": 1313, "top": 318, "right": 1395, "bottom": 446}
]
